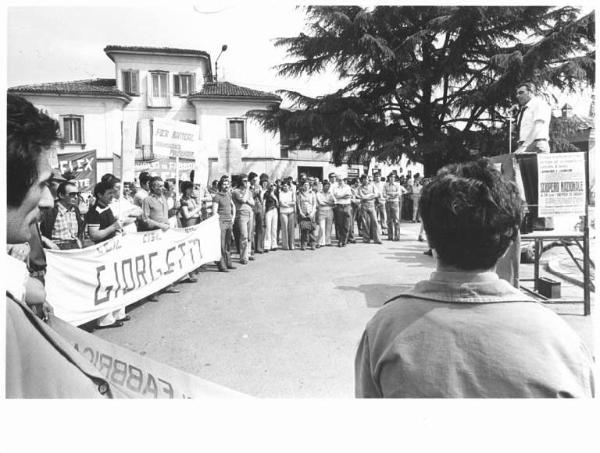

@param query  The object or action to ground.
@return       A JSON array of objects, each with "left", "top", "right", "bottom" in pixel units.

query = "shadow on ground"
[{"left": 336, "top": 283, "right": 414, "bottom": 308}]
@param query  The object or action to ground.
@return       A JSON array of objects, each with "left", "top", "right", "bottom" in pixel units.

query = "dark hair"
[
  {"left": 139, "top": 171, "right": 151, "bottom": 187},
  {"left": 516, "top": 81, "right": 535, "bottom": 93},
  {"left": 7, "top": 94, "right": 60, "bottom": 207},
  {"left": 150, "top": 176, "right": 163, "bottom": 186},
  {"left": 57, "top": 181, "right": 77, "bottom": 198},
  {"left": 218, "top": 175, "right": 230, "bottom": 190},
  {"left": 259, "top": 173, "right": 269, "bottom": 182},
  {"left": 248, "top": 172, "right": 258, "bottom": 182},
  {"left": 419, "top": 159, "right": 523, "bottom": 270},
  {"left": 181, "top": 180, "right": 194, "bottom": 195},
  {"left": 101, "top": 173, "right": 120, "bottom": 189},
  {"left": 93, "top": 181, "right": 112, "bottom": 198}
]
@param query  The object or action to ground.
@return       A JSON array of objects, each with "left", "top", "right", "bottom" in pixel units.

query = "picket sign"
[{"left": 45, "top": 215, "right": 221, "bottom": 326}]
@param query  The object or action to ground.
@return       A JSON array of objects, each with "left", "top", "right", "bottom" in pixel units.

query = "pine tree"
[{"left": 248, "top": 6, "right": 595, "bottom": 175}]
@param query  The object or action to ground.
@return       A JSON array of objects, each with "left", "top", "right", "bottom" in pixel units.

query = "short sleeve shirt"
[
  {"left": 212, "top": 192, "right": 234, "bottom": 222},
  {"left": 85, "top": 203, "right": 117, "bottom": 243}
]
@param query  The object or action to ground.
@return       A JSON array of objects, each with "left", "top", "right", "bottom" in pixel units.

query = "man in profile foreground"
[
  {"left": 6, "top": 94, "right": 115, "bottom": 398},
  {"left": 355, "top": 159, "right": 594, "bottom": 398}
]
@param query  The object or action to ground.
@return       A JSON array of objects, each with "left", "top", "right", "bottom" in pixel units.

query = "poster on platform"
[{"left": 537, "top": 152, "right": 586, "bottom": 217}]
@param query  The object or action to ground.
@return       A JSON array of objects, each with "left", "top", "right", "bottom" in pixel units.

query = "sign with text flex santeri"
[
  {"left": 56, "top": 149, "right": 97, "bottom": 192},
  {"left": 152, "top": 118, "right": 200, "bottom": 160}
]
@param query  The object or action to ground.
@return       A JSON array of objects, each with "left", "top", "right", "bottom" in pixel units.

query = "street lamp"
[{"left": 214, "top": 44, "right": 228, "bottom": 82}]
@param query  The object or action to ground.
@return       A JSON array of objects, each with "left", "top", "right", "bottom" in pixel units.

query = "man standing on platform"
[{"left": 514, "top": 82, "right": 551, "bottom": 154}]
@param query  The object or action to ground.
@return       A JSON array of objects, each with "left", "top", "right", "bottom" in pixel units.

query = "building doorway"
[{"left": 297, "top": 166, "right": 323, "bottom": 181}]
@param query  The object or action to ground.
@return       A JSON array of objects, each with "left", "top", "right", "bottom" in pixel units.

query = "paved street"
[{"left": 93, "top": 221, "right": 595, "bottom": 398}]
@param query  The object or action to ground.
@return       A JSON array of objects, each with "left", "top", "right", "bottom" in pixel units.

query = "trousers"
[
  {"left": 264, "top": 209, "right": 278, "bottom": 250},
  {"left": 334, "top": 205, "right": 352, "bottom": 245},
  {"left": 361, "top": 204, "right": 381, "bottom": 242},
  {"left": 279, "top": 211, "right": 296, "bottom": 250},
  {"left": 385, "top": 201, "right": 401, "bottom": 240}
]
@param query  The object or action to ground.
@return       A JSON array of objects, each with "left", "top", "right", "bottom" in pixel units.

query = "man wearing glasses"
[{"left": 40, "top": 180, "right": 85, "bottom": 250}]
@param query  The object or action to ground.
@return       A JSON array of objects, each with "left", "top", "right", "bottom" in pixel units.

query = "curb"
[{"left": 545, "top": 258, "right": 584, "bottom": 287}]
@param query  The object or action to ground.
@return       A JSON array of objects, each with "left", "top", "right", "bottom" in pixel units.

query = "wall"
[
  {"left": 190, "top": 99, "right": 280, "bottom": 160},
  {"left": 23, "top": 94, "right": 125, "bottom": 181},
  {"left": 110, "top": 52, "right": 210, "bottom": 182}
]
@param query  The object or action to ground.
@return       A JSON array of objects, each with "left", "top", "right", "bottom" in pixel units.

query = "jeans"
[
  {"left": 317, "top": 208, "right": 334, "bottom": 246},
  {"left": 385, "top": 201, "right": 400, "bottom": 240},
  {"left": 334, "top": 205, "right": 352, "bottom": 245},
  {"left": 254, "top": 208, "right": 264, "bottom": 253},
  {"left": 264, "top": 208, "right": 278, "bottom": 250},
  {"left": 376, "top": 201, "right": 386, "bottom": 230},
  {"left": 218, "top": 218, "right": 233, "bottom": 269},
  {"left": 361, "top": 204, "right": 381, "bottom": 242},
  {"left": 279, "top": 211, "right": 296, "bottom": 250},
  {"left": 411, "top": 194, "right": 421, "bottom": 222},
  {"left": 235, "top": 210, "right": 252, "bottom": 261}
]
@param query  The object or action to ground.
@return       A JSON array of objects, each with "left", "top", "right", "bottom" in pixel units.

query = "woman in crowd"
[
  {"left": 179, "top": 180, "right": 203, "bottom": 227},
  {"left": 297, "top": 180, "right": 317, "bottom": 250},
  {"left": 316, "top": 180, "right": 335, "bottom": 247},
  {"left": 263, "top": 182, "right": 279, "bottom": 252},
  {"left": 278, "top": 180, "right": 296, "bottom": 250}
]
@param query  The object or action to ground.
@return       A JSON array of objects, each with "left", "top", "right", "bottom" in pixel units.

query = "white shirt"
[
  {"left": 332, "top": 184, "right": 352, "bottom": 205},
  {"left": 517, "top": 97, "right": 551, "bottom": 145}
]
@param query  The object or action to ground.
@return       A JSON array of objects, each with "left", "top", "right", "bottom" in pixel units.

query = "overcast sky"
[
  {"left": 6, "top": 1, "right": 347, "bottom": 102},
  {"left": 5, "top": 1, "right": 595, "bottom": 114}
]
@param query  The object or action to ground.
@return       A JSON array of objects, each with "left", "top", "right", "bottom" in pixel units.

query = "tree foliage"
[{"left": 247, "top": 6, "right": 595, "bottom": 174}]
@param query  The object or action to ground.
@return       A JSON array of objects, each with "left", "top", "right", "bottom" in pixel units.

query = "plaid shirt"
[{"left": 51, "top": 203, "right": 79, "bottom": 241}]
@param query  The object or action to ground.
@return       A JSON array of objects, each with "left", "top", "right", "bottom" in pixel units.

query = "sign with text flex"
[
  {"left": 537, "top": 152, "right": 586, "bottom": 217},
  {"left": 45, "top": 216, "right": 221, "bottom": 326},
  {"left": 152, "top": 118, "right": 200, "bottom": 160},
  {"left": 56, "top": 150, "right": 97, "bottom": 192}
]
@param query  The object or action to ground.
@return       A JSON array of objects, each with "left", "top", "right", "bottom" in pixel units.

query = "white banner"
[
  {"left": 152, "top": 118, "right": 200, "bottom": 159},
  {"left": 538, "top": 152, "right": 586, "bottom": 217},
  {"left": 45, "top": 216, "right": 221, "bottom": 326}
]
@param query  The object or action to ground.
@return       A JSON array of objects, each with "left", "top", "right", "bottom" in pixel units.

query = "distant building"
[{"left": 9, "top": 45, "right": 359, "bottom": 184}]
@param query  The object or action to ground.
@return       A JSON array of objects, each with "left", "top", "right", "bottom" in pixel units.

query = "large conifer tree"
[{"left": 248, "top": 6, "right": 594, "bottom": 174}]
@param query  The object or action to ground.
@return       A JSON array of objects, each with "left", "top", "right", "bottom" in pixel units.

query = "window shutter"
[
  {"left": 191, "top": 74, "right": 196, "bottom": 94},
  {"left": 63, "top": 118, "right": 71, "bottom": 143},
  {"left": 132, "top": 70, "right": 139, "bottom": 95},
  {"left": 146, "top": 75, "right": 154, "bottom": 107},
  {"left": 173, "top": 74, "right": 180, "bottom": 96},
  {"left": 74, "top": 118, "right": 82, "bottom": 143},
  {"left": 122, "top": 71, "right": 130, "bottom": 93}
]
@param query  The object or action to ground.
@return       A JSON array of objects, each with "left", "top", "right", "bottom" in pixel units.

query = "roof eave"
[
  {"left": 104, "top": 48, "right": 210, "bottom": 63},
  {"left": 188, "top": 95, "right": 281, "bottom": 104},
  {"left": 7, "top": 90, "right": 132, "bottom": 104}
]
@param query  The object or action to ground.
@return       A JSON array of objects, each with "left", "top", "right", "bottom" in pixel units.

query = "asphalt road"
[{"left": 93, "top": 221, "right": 595, "bottom": 397}]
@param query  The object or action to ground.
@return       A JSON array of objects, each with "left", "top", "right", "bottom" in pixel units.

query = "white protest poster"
[
  {"left": 45, "top": 216, "right": 221, "bottom": 326},
  {"left": 152, "top": 118, "right": 200, "bottom": 159},
  {"left": 537, "top": 152, "right": 586, "bottom": 217}
]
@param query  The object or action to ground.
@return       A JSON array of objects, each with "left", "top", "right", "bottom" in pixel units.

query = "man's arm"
[{"left": 87, "top": 222, "right": 121, "bottom": 243}]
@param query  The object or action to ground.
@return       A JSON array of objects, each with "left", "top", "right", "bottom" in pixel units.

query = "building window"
[
  {"left": 228, "top": 118, "right": 247, "bottom": 148},
  {"left": 122, "top": 70, "right": 139, "bottom": 95},
  {"left": 173, "top": 73, "right": 196, "bottom": 96},
  {"left": 61, "top": 115, "right": 84, "bottom": 145},
  {"left": 279, "top": 128, "right": 311, "bottom": 157},
  {"left": 147, "top": 71, "right": 170, "bottom": 107}
]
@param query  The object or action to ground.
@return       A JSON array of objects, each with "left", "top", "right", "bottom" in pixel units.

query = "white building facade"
[{"left": 10, "top": 45, "right": 362, "bottom": 185}]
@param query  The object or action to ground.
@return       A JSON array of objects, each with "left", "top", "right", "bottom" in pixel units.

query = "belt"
[{"left": 534, "top": 138, "right": 548, "bottom": 142}]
